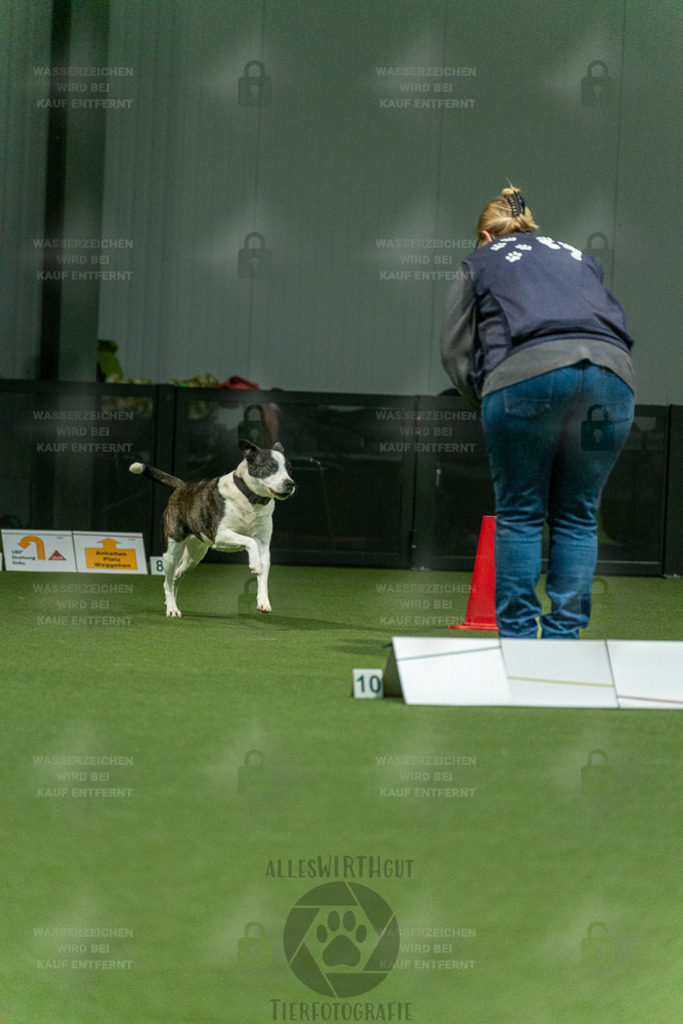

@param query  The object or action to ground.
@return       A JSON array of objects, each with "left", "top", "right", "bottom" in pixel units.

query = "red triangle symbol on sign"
[{"left": 49, "top": 550, "right": 66, "bottom": 560}]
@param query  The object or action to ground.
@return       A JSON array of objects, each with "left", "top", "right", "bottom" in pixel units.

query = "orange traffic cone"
[{"left": 449, "top": 515, "right": 498, "bottom": 631}]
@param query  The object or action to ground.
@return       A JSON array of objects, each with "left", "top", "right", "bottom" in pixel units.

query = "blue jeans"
[{"left": 481, "top": 362, "right": 634, "bottom": 638}]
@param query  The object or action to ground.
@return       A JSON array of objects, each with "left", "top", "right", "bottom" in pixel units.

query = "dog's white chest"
[
  {"left": 216, "top": 501, "right": 260, "bottom": 540},
  {"left": 212, "top": 477, "right": 273, "bottom": 551}
]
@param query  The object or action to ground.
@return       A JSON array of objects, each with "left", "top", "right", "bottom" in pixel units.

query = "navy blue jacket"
[{"left": 440, "top": 233, "right": 634, "bottom": 403}]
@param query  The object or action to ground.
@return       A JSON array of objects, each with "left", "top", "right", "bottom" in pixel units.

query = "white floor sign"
[
  {"left": 1, "top": 530, "right": 77, "bottom": 572},
  {"left": 72, "top": 532, "right": 148, "bottom": 574},
  {"left": 1, "top": 530, "right": 147, "bottom": 574}
]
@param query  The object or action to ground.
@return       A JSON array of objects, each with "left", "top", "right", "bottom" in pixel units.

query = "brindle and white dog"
[{"left": 130, "top": 441, "right": 295, "bottom": 617}]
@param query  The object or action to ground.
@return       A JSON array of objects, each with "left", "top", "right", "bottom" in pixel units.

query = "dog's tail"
[{"left": 129, "top": 462, "right": 184, "bottom": 490}]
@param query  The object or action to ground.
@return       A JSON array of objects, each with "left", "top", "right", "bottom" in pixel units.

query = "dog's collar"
[{"left": 233, "top": 473, "right": 271, "bottom": 506}]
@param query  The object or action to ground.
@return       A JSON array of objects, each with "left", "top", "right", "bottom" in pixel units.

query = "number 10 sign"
[{"left": 352, "top": 669, "right": 384, "bottom": 699}]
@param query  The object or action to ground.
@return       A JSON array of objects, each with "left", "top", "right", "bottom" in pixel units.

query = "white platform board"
[
  {"left": 387, "top": 638, "right": 682, "bottom": 709},
  {"left": 607, "top": 641, "right": 683, "bottom": 709},
  {"left": 391, "top": 637, "right": 511, "bottom": 706},
  {"left": 502, "top": 639, "right": 619, "bottom": 708}
]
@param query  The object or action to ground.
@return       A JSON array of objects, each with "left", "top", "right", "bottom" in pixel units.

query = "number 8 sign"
[{"left": 352, "top": 669, "right": 384, "bottom": 699}]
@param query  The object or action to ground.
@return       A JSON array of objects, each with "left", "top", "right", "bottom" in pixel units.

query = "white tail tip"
[{"left": 129, "top": 462, "right": 144, "bottom": 474}]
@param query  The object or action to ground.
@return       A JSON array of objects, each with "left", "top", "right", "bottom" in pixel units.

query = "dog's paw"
[
  {"left": 249, "top": 558, "right": 262, "bottom": 576},
  {"left": 166, "top": 608, "right": 182, "bottom": 618},
  {"left": 257, "top": 599, "right": 271, "bottom": 613}
]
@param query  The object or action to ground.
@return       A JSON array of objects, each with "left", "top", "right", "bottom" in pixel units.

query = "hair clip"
[{"left": 506, "top": 190, "right": 526, "bottom": 217}]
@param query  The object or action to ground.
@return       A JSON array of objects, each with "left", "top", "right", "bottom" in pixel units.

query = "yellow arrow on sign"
[
  {"left": 19, "top": 536, "right": 46, "bottom": 559},
  {"left": 85, "top": 537, "right": 137, "bottom": 570}
]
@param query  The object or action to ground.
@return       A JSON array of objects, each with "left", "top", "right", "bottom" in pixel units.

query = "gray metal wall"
[
  {"left": 1, "top": 0, "right": 53, "bottom": 379},
  {"left": 4, "top": 1, "right": 682, "bottom": 402}
]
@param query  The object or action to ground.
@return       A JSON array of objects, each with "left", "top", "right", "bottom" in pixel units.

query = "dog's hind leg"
[
  {"left": 172, "top": 536, "right": 209, "bottom": 608},
  {"left": 163, "top": 537, "right": 209, "bottom": 617},
  {"left": 162, "top": 538, "right": 188, "bottom": 617}
]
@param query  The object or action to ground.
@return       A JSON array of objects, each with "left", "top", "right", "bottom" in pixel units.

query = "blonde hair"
[{"left": 476, "top": 185, "right": 538, "bottom": 241}]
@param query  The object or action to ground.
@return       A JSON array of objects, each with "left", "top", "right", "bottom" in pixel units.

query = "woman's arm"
[{"left": 440, "top": 267, "right": 480, "bottom": 406}]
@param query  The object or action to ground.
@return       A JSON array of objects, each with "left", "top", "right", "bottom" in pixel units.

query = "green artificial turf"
[{"left": 2, "top": 566, "right": 681, "bottom": 1024}]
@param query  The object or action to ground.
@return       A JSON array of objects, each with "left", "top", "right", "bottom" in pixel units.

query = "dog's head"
[{"left": 238, "top": 440, "right": 296, "bottom": 500}]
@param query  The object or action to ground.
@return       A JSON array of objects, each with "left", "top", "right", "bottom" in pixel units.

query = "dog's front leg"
[
  {"left": 255, "top": 541, "right": 271, "bottom": 613},
  {"left": 214, "top": 528, "right": 262, "bottom": 575}
]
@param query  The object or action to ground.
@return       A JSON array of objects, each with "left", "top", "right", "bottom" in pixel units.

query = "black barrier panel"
[
  {"left": 411, "top": 396, "right": 668, "bottom": 576},
  {"left": 411, "top": 397, "right": 494, "bottom": 571},
  {"left": 171, "top": 389, "right": 418, "bottom": 567},
  {"left": 0, "top": 381, "right": 158, "bottom": 545},
  {"left": 0, "top": 383, "right": 677, "bottom": 576},
  {"left": 664, "top": 406, "right": 683, "bottom": 577},
  {"left": 597, "top": 405, "right": 668, "bottom": 574}
]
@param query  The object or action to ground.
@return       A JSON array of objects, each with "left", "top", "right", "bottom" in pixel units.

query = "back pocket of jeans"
[
  {"left": 503, "top": 375, "right": 554, "bottom": 417},
  {"left": 598, "top": 396, "right": 634, "bottom": 423}
]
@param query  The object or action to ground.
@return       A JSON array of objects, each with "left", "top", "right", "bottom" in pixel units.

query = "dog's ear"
[
  {"left": 238, "top": 439, "right": 260, "bottom": 456},
  {"left": 273, "top": 442, "right": 284, "bottom": 454}
]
